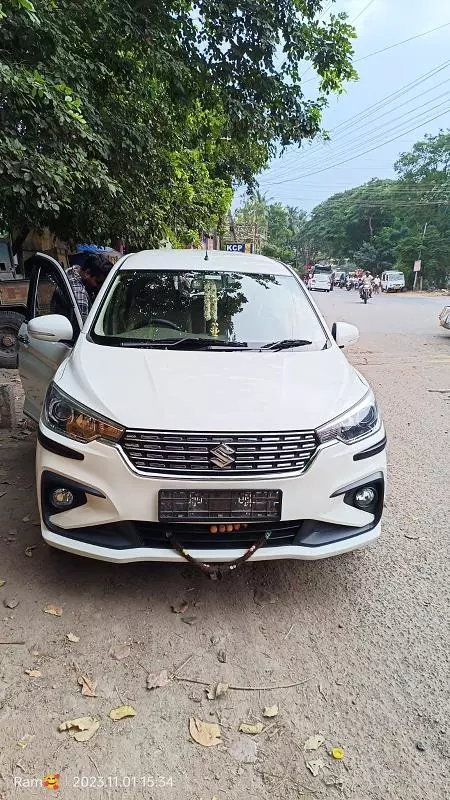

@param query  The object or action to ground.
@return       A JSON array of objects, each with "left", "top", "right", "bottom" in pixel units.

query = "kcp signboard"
[{"left": 226, "top": 243, "right": 245, "bottom": 252}]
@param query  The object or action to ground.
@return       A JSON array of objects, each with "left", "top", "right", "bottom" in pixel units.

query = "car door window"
[{"left": 34, "top": 263, "right": 80, "bottom": 339}]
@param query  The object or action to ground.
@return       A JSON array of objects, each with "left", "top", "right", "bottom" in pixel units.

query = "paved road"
[{"left": 0, "top": 292, "right": 449, "bottom": 800}]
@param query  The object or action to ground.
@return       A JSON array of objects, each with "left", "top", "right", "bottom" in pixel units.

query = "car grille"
[
  {"left": 134, "top": 520, "right": 301, "bottom": 549},
  {"left": 120, "top": 429, "right": 318, "bottom": 477}
]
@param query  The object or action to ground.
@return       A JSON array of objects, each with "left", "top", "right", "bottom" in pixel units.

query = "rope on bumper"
[{"left": 165, "top": 530, "right": 272, "bottom": 579}]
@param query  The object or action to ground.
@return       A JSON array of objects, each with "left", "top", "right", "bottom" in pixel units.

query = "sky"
[{"left": 236, "top": 0, "right": 450, "bottom": 213}]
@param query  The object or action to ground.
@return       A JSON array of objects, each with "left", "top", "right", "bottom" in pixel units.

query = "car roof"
[{"left": 118, "top": 249, "right": 291, "bottom": 276}]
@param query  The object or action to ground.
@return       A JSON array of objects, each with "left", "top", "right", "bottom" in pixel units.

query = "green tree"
[
  {"left": 0, "top": 0, "right": 356, "bottom": 250},
  {"left": 394, "top": 131, "right": 450, "bottom": 287}
]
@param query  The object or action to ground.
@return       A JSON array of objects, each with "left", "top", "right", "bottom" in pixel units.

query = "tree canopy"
[{"left": 0, "top": 0, "right": 356, "bottom": 250}]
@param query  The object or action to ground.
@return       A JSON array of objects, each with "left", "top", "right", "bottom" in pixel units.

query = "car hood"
[{"left": 58, "top": 337, "right": 367, "bottom": 431}]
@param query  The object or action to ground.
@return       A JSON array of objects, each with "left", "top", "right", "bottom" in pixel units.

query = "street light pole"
[{"left": 413, "top": 222, "right": 428, "bottom": 291}]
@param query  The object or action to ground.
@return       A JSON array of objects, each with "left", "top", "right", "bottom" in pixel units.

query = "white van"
[{"left": 381, "top": 270, "right": 405, "bottom": 292}]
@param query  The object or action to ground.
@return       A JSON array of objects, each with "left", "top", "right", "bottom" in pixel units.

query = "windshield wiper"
[
  {"left": 262, "top": 339, "right": 313, "bottom": 351},
  {"left": 120, "top": 337, "right": 249, "bottom": 350}
]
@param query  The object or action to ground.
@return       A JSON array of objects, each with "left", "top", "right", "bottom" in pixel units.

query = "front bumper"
[{"left": 36, "top": 424, "right": 387, "bottom": 564}]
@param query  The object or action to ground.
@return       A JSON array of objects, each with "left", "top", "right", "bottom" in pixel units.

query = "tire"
[
  {"left": 364, "top": 295, "right": 367, "bottom": 304},
  {"left": 0, "top": 310, "right": 25, "bottom": 369}
]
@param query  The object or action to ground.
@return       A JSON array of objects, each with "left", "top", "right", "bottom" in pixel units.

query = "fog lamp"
[
  {"left": 354, "top": 487, "right": 376, "bottom": 509},
  {"left": 50, "top": 488, "right": 74, "bottom": 509}
]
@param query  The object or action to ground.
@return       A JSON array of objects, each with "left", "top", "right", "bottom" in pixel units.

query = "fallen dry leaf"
[
  {"left": 305, "top": 758, "right": 324, "bottom": 777},
  {"left": 239, "top": 722, "right": 265, "bottom": 735},
  {"left": 77, "top": 675, "right": 97, "bottom": 697},
  {"left": 262, "top": 704, "right": 278, "bottom": 718},
  {"left": 146, "top": 669, "right": 170, "bottom": 690},
  {"left": 189, "top": 717, "right": 222, "bottom": 747},
  {"left": 171, "top": 601, "right": 189, "bottom": 614},
  {"left": 66, "top": 632, "right": 80, "bottom": 643},
  {"left": 110, "top": 644, "right": 130, "bottom": 660},
  {"left": 0, "top": 580, "right": 6, "bottom": 588},
  {"left": 17, "top": 734, "right": 34, "bottom": 749},
  {"left": 304, "top": 734, "right": 325, "bottom": 751},
  {"left": 3, "top": 598, "right": 19, "bottom": 609},
  {"left": 24, "top": 669, "right": 41, "bottom": 678},
  {"left": 109, "top": 705, "right": 136, "bottom": 720},
  {"left": 24, "top": 546, "right": 37, "bottom": 558},
  {"left": 22, "top": 515, "right": 30, "bottom": 523},
  {"left": 217, "top": 649, "right": 227, "bottom": 663},
  {"left": 207, "top": 682, "right": 229, "bottom": 700},
  {"left": 44, "top": 604, "right": 63, "bottom": 617},
  {"left": 59, "top": 717, "right": 100, "bottom": 742}
]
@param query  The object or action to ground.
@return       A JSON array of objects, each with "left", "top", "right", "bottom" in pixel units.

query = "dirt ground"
[{"left": 0, "top": 292, "right": 449, "bottom": 800}]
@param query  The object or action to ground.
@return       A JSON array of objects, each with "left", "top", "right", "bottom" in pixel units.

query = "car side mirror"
[
  {"left": 332, "top": 321, "right": 359, "bottom": 348},
  {"left": 28, "top": 314, "right": 74, "bottom": 343}
]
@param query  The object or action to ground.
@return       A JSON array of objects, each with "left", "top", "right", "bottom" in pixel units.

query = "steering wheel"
[{"left": 149, "top": 318, "right": 183, "bottom": 331}]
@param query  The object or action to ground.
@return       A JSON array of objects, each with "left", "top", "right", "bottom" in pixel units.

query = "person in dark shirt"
[{"left": 66, "top": 254, "right": 112, "bottom": 323}]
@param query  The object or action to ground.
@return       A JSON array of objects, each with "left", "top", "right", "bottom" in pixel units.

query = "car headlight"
[
  {"left": 43, "top": 383, "right": 124, "bottom": 444},
  {"left": 316, "top": 391, "right": 381, "bottom": 445}
]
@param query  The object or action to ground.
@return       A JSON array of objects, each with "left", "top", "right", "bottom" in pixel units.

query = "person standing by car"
[{"left": 66, "top": 254, "right": 112, "bottom": 322}]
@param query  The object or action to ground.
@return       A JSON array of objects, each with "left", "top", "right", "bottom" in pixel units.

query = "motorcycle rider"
[{"left": 360, "top": 271, "right": 373, "bottom": 301}]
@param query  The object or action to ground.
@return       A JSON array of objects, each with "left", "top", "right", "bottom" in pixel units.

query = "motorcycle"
[
  {"left": 346, "top": 278, "right": 353, "bottom": 291},
  {"left": 360, "top": 282, "right": 371, "bottom": 304}
]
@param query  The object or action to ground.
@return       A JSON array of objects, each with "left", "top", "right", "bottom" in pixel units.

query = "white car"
[
  {"left": 18, "top": 250, "right": 386, "bottom": 569},
  {"left": 309, "top": 273, "right": 332, "bottom": 292},
  {"left": 381, "top": 270, "right": 405, "bottom": 292}
]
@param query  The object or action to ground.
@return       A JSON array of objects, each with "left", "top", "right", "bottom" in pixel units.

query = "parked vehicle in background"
[
  {"left": 309, "top": 272, "right": 332, "bottom": 292},
  {"left": 0, "top": 238, "right": 28, "bottom": 368},
  {"left": 381, "top": 270, "right": 405, "bottom": 292},
  {"left": 439, "top": 305, "right": 450, "bottom": 330},
  {"left": 17, "top": 249, "right": 386, "bottom": 568}
]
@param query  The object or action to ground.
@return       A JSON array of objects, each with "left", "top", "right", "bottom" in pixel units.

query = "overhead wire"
[
  {"left": 302, "top": 21, "right": 450, "bottom": 85},
  {"left": 353, "top": 21, "right": 450, "bottom": 64},
  {"left": 273, "top": 61, "right": 449, "bottom": 172},
  {"left": 263, "top": 107, "right": 450, "bottom": 185},
  {"left": 261, "top": 61, "right": 450, "bottom": 181},
  {"left": 264, "top": 93, "right": 450, "bottom": 180},
  {"left": 350, "top": 0, "right": 377, "bottom": 24}
]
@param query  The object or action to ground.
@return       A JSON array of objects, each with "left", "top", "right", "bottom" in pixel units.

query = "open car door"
[{"left": 18, "top": 253, "right": 83, "bottom": 422}]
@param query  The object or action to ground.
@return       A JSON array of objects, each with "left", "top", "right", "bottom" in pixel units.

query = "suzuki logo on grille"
[{"left": 209, "top": 442, "right": 236, "bottom": 468}]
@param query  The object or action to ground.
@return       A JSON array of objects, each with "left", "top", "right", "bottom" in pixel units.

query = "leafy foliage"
[{"left": 0, "top": 0, "right": 356, "bottom": 249}]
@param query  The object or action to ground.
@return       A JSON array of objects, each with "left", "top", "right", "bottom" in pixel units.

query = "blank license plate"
[{"left": 158, "top": 489, "right": 282, "bottom": 522}]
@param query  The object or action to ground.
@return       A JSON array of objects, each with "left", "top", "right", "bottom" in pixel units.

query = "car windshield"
[
  {"left": 389, "top": 272, "right": 404, "bottom": 279},
  {"left": 314, "top": 265, "right": 332, "bottom": 274},
  {"left": 91, "top": 269, "right": 328, "bottom": 350}
]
